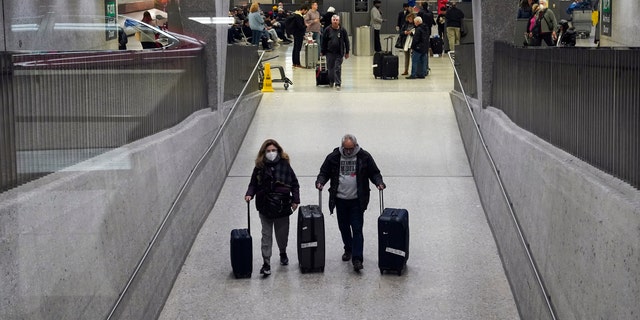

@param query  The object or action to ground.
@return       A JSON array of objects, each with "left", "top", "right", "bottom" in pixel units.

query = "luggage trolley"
[{"left": 258, "top": 55, "right": 293, "bottom": 90}]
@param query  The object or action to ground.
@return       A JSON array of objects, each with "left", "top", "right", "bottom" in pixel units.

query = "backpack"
[{"left": 285, "top": 15, "right": 296, "bottom": 35}]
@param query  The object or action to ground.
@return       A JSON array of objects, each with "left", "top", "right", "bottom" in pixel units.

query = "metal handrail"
[
  {"left": 105, "top": 51, "right": 266, "bottom": 320},
  {"left": 447, "top": 52, "right": 557, "bottom": 320}
]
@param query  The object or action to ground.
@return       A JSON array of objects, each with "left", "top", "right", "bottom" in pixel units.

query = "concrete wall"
[
  {"left": 450, "top": 92, "right": 640, "bottom": 320},
  {"left": 0, "top": 91, "right": 261, "bottom": 319}
]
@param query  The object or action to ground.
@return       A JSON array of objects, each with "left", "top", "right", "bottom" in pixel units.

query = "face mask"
[{"left": 265, "top": 150, "right": 278, "bottom": 161}]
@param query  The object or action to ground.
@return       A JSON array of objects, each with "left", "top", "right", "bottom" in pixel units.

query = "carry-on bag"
[
  {"left": 230, "top": 202, "right": 253, "bottom": 278},
  {"left": 378, "top": 190, "right": 409, "bottom": 275},
  {"left": 305, "top": 42, "right": 319, "bottom": 69},
  {"left": 316, "top": 56, "right": 330, "bottom": 86},
  {"left": 430, "top": 36, "right": 444, "bottom": 55},
  {"left": 297, "top": 190, "right": 325, "bottom": 273},
  {"left": 373, "top": 36, "right": 399, "bottom": 79}
]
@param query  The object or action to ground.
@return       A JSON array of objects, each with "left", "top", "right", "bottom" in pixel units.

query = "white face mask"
[{"left": 265, "top": 150, "right": 278, "bottom": 161}]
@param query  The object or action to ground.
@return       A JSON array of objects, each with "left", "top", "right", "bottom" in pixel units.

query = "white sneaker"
[
  {"left": 335, "top": 85, "right": 341, "bottom": 91},
  {"left": 267, "top": 39, "right": 274, "bottom": 43}
]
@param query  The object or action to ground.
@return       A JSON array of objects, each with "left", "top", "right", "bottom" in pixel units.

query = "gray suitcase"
[{"left": 305, "top": 42, "right": 319, "bottom": 69}]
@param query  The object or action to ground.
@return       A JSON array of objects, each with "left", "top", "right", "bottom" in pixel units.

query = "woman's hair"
[
  {"left": 255, "top": 139, "right": 290, "bottom": 167},
  {"left": 142, "top": 11, "right": 153, "bottom": 23},
  {"left": 250, "top": 2, "right": 260, "bottom": 13},
  {"left": 406, "top": 13, "right": 415, "bottom": 21}
]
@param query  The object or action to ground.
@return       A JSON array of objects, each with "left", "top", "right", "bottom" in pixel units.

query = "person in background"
[
  {"left": 321, "top": 14, "right": 350, "bottom": 91},
  {"left": 396, "top": 3, "right": 411, "bottom": 33},
  {"left": 245, "top": 139, "right": 300, "bottom": 277},
  {"left": 140, "top": 11, "right": 158, "bottom": 49},
  {"left": 305, "top": 1, "right": 322, "bottom": 55},
  {"left": 407, "top": 16, "right": 429, "bottom": 79},
  {"left": 536, "top": 0, "right": 558, "bottom": 46},
  {"left": 248, "top": 2, "right": 268, "bottom": 47},
  {"left": 288, "top": 4, "right": 309, "bottom": 68},
  {"left": 315, "top": 134, "right": 386, "bottom": 273},
  {"left": 400, "top": 13, "right": 415, "bottom": 76},
  {"left": 370, "top": 0, "right": 385, "bottom": 52},
  {"left": 322, "top": 6, "right": 336, "bottom": 29},
  {"left": 118, "top": 26, "right": 128, "bottom": 50},
  {"left": 444, "top": 1, "right": 464, "bottom": 53}
]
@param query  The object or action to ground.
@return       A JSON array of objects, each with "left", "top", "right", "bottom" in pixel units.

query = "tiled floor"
[{"left": 158, "top": 41, "right": 520, "bottom": 320}]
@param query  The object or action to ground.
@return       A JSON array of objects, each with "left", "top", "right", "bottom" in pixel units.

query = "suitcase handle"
[
  {"left": 246, "top": 201, "right": 251, "bottom": 235},
  {"left": 379, "top": 189, "right": 384, "bottom": 216},
  {"left": 319, "top": 188, "right": 322, "bottom": 209}
]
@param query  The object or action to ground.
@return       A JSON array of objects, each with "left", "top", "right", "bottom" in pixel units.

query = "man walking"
[
  {"left": 321, "top": 14, "right": 350, "bottom": 91},
  {"left": 316, "top": 134, "right": 386, "bottom": 272}
]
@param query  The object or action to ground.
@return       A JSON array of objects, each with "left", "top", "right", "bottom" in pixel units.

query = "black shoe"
[
  {"left": 406, "top": 76, "right": 416, "bottom": 79},
  {"left": 417, "top": 76, "right": 426, "bottom": 79},
  {"left": 342, "top": 251, "right": 352, "bottom": 261},
  {"left": 260, "top": 263, "right": 271, "bottom": 276},
  {"left": 280, "top": 253, "right": 289, "bottom": 265},
  {"left": 353, "top": 260, "right": 363, "bottom": 272}
]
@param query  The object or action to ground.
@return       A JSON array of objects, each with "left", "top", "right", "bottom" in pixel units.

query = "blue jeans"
[
  {"left": 411, "top": 51, "right": 428, "bottom": 77},
  {"left": 335, "top": 198, "right": 364, "bottom": 261}
]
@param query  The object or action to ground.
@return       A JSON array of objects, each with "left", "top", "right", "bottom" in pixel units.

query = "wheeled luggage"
[
  {"left": 373, "top": 36, "right": 398, "bottom": 79},
  {"left": 230, "top": 202, "right": 253, "bottom": 278},
  {"left": 315, "top": 56, "right": 330, "bottom": 86},
  {"left": 297, "top": 190, "right": 325, "bottom": 273},
  {"left": 430, "top": 36, "right": 444, "bottom": 55},
  {"left": 378, "top": 190, "right": 409, "bottom": 275},
  {"left": 305, "top": 42, "right": 319, "bottom": 69}
]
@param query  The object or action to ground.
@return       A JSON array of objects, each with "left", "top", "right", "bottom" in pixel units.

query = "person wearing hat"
[{"left": 322, "top": 6, "right": 336, "bottom": 29}]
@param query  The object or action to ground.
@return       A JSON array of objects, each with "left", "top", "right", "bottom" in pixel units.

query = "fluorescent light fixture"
[{"left": 188, "top": 17, "right": 235, "bottom": 25}]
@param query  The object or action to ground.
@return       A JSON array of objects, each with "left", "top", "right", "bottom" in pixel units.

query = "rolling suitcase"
[
  {"left": 305, "top": 42, "right": 319, "bottom": 69},
  {"left": 230, "top": 202, "right": 253, "bottom": 278},
  {"left": 430, "top": 36, "right": 444, "bottom": 56},
  {"left": 380, "top": 55, "right": 399, "bottom": 79},
  {"left": 297, "top": 190, "right": 325, "bottom": 273},
  {"left": 378, "top": 190, "right": 409, "bottom": 275},
  {"left": 316, "top": 56, "right": 330, "bottom": 86},
  {"left": 373, "top": 36, "right": 398, "bottom": 79}
]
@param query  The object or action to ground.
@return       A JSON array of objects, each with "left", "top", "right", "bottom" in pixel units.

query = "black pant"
[
  {"left": 293, "top": 34, "right": 304, "bottom": 65},
  {"left": 539, "top": 32, "right": 555, "bottom": 46},
  {"left": 374, "top": 29, "right": 382, "bottom": 52}
]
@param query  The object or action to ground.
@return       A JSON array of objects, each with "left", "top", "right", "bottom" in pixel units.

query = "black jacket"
[
  {"left": 316, "top": 147, "right": 384, "bottom": 214},
  {"left": 445, "top": 7, "right": 464, "bottom": 28},
  {"left": 321, "top": 26, "right": 350, "bottom": 56},
  {"left": 411, "top": 23, "right": 429, "bottom": 54},
  {"left": 246, "top": 159, "right": 300, "bottom": 216}
]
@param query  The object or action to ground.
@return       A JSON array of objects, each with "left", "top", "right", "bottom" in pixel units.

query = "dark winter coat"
[
  {"left": 316, "top": 147, "right": 384, "bottom": 214},
  {"left": 246, "top": 159, "right": 300, "bottom": 218}
]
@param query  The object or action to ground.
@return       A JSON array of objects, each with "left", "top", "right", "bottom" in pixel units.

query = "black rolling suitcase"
[
  {"left": 430, "top": 36, "right": 444, "bottom": 56},
  {"left": 297, "top": 190, "right": 325, "bottom": 273},
  {"left": 316, "top": 56, "right": 330, "bottom": 86},
  {"left": 230, "top": 202, "right": 253, "bottom": 278},
  {"left": 373, "top": 36, "right": 399, "bottom": 79},
  {"left": 378, "top": 190, "right": 409, "bottom": 275},
  {"left": 380, "top": 55, "right": 399, "bottom": 79}
]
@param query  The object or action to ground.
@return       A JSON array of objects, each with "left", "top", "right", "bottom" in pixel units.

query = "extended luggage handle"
[
  {"left": 379, "top": 189, "right": 384, "bottom": 216},
  {"left": 246, "top": 201, "right": 251, "bottom": 235}
]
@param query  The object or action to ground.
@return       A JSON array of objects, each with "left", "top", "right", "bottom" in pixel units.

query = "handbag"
[
  {"left": 403, "top": 33, "right": 413, "bottom": 52},
  {"left": 395, "top": 34, "right": 406, "bottom": 49},
  {"left": 262, "top": 192, "right": 292, "bottom": 218}
]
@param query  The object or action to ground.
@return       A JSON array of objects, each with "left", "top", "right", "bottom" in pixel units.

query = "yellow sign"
[{"left": 261, "top": 62, "right": 275, "bottom": 92}]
